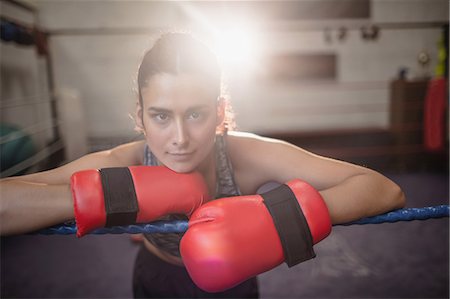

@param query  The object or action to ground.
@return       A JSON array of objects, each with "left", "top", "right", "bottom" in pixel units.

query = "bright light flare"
[
  {"left": 214, "top": 26, "right": 259, "bottom": 72},
  {"left": 175, "top": 2, "right": 261, "bottom": 73}
]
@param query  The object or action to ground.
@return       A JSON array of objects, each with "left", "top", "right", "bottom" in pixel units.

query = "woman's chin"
[{"left": 164, "top": 162, "right": 197, "bottom": 173}]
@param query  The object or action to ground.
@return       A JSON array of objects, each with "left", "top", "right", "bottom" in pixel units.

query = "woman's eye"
[
  {"left": 152, "top": 113, "right": 169, "bottom": 122},
  {"left": 189, "top": 112, "right": 201, "bottom": 119}
]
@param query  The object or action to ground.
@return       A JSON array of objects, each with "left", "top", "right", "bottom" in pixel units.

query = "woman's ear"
[
  {"left": 216, "top": 96, "right": 226, "bottom": 127},
  {"left": 134, "top": 102, "right": 145, "bottom": 134}
]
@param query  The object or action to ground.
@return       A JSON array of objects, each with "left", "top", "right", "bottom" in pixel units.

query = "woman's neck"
[{"left": 195, "top": 146, "right": 217, "bottom": 199}]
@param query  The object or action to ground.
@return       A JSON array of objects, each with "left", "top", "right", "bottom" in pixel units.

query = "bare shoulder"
[
  {"left": 226, "top": 131, "right": 373, "bottom": 194},
  {"left": 226, "top": 131, "right": 288, "bottom": 164},
  {"left": 108, "top": 139, "right": 146, "bottom": 166},
  {"left": 226, "top": 131, "right": 285, "bottom": 146},
  {"left": 226, "top": 130, "right": 296, "bottom": 167},
  {"left": 4, "top": 140, "right": 146, "bottom": 185},
  {"left": 225, "top": 131, "right": 292, "bottom": 194}
]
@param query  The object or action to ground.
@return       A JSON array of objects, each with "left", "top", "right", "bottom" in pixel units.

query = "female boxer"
[{"left": 0, "top": 32, "right": 406, "bottom": 298}]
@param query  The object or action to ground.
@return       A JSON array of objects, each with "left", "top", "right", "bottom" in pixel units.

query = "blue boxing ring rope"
[{"left": 34, "top": 205, "right": 449, "bottom": 235}]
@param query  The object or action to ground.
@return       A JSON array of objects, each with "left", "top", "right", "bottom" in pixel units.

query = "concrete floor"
[{"left": 1, "top": 172, "right": 448, "bottom": 298}]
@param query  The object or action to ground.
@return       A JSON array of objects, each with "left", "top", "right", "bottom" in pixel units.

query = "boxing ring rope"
[
  {"left": 1, "top": 10, "right": 67, "bottom": 178},
  {"left": 0, "top": 119, "right": 61, "bottom": 145},
  {"left": 34, "top": 205, "right": 449, "bottom": 235},
  {"left": 1, "top": 140, "right": 65, "bottom": 178}
]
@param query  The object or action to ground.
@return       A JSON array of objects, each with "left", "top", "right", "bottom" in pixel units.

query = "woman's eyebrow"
[
  {"left": 187, "top": 105, "right": 210, "bottom": 111},
  {"left": 147, "top": 107, "right": 172, "bottom": 113},
  {"left": 147, "top": 105, "right": 210, "bottom": 113}
]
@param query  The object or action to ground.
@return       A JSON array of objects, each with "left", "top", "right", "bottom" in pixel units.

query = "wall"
[{"left": 22, "top": 0, "right": 450, "bottom": 143}]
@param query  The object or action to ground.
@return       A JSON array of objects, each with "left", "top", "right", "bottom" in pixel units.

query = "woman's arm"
[
  {"left": 0, "top": 180, "right": 73, "bottom": 235},
  {"left": 318, "top": 171, "right": 405, "bottom": 224},
  {"left": 0, "top": 141, "right": 145, "bottom": 235},
  {"left": 227, "top": 132, "right": 406, "bottom": 224}
]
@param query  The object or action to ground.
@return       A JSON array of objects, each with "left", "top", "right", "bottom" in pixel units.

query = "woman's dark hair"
[{"left": 136, "top": 32, "right": 235, "bottom": 133}]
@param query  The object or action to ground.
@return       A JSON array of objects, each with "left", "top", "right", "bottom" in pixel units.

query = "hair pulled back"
[
  {"left": 136, "top": 32, "right": 234, "bottom": 132},
  {"left": 138, "top": 33, "right": 220, "bottom": 104}
]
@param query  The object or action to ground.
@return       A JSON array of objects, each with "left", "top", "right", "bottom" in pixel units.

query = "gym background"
[{"left": 1, "top": 1, "right": 449, "bottom": 298}]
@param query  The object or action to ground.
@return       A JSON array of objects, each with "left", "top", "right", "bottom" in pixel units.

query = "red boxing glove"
[
  {"left": 71, "top": 166, "right": 209, "bottom": 237},
  {"left": 180, "top": 179, "right": 331, "bottom": 293}
]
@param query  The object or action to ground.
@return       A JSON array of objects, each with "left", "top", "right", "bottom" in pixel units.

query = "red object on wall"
[{"left": 424, "top": 78, "right": 448, "bottom": 152}]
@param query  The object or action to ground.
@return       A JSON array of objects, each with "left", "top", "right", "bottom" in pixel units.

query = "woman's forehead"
[{"left": 141, "top": 73, "right": 218, "bottom": 105}]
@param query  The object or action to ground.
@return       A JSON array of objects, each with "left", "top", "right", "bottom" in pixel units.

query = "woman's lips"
[
  {"left": 167, "top": 151, "right": 195, "bottom": 160},
  {"left": 169, "top": 152, "right": 194, "bottom": 155}
]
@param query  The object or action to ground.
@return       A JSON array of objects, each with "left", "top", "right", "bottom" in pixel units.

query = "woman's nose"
[{"left": 172, "top": 119, "right": 189, "bottom": 147}]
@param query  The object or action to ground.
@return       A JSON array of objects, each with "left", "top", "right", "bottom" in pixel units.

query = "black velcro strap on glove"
[
  {"left": 261, "top": 184, "right": 315, "bottom": 267},
  {"left": 99, "top": 168, "right": 139, "bottom": 227}
]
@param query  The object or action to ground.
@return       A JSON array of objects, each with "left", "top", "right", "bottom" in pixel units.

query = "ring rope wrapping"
[{"left": 33, "top": 205, "right": 449, "bottom": 235}]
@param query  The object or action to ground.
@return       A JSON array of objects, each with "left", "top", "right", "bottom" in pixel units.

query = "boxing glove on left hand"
[{"left": 71, "top": 166, "right": 209, "bottom": 237}]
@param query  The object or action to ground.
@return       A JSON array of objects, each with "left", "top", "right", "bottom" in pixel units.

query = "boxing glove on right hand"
[
  {"left": 180, "top": 179, "right": 331, "bottom": 293},
  {"left": 71, "top": 166, "right": 209, "bottom": 237}
]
